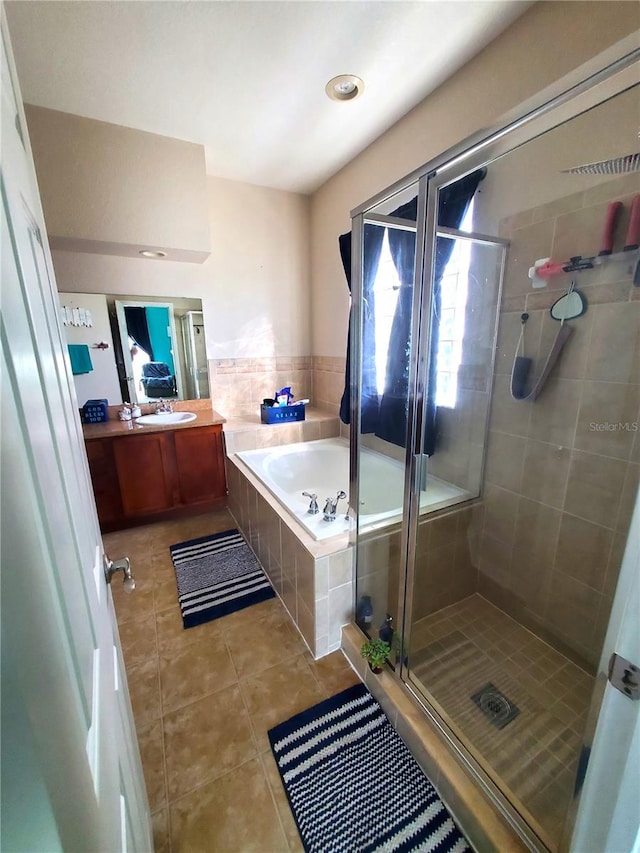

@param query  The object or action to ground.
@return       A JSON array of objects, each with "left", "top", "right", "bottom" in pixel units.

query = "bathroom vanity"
[{"left": 83, "top": 403, "right": 227, "bottom": 531}]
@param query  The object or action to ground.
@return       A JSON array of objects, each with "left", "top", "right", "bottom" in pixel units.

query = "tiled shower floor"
[
  {"left": 410, "top": 594, "right": 594, "bottom": 847},
  {"left": 106, "top": 509, "right": 359, "bottom": 852}
]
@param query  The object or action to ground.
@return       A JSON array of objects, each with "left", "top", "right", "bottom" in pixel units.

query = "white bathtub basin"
[
  {"left": 136, "top": 412, "right": 196, "bottom": 425},
  {"left": 237, "top": 437, "right": 471, "bottom": 540}
]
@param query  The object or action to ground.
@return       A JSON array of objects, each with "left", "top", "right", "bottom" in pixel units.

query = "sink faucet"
[
  {"left": 302, "top": 492, "right": 319, "bottom": 514},
  {"left": 155, "top": 399, "right": 174, "bottom": 414},
  {"left": 323, "top": 490, "right": 347, "bottom": 522}
]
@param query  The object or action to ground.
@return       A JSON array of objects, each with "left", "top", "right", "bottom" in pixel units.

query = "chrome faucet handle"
[
  {"left": 302, "top": 492, "right": 319, "bottom": 514},
  {"left": 323, "top": 490, "right": 347, "bottom": 521}
]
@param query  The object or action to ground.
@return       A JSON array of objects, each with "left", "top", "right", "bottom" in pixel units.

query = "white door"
[
  {"left": 0, "top": 11, "right": 151, "bottom": 852},
  {"left": 570, "top": 484, "right": 640, "bottom": 852}
]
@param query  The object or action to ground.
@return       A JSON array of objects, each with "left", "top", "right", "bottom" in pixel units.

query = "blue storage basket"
[
  {"left": 260, "top": 403, "right": 305, "bottom": 424},
  {"left": 82, "top": 399, "right": 109, "bottom": 424}
]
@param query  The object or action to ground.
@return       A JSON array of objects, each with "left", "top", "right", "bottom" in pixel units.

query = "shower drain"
[{"left": 471, "top": 683, "right": 520, "bottom": 730}]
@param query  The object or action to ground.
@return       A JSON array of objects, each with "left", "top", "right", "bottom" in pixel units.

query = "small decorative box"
[
  {"left": 82, "top": 399, "right": 109, "bottom": 424},
  {"left": 260, "top": 403, "right": 305, "bottom": 424}
]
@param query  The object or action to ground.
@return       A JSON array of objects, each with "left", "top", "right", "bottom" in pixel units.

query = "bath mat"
[
  {"left": 169, "top": 528, "right": 275, "bottom": 628},
  {"left": 268, "top": 683, "right": 470, "bottom": 853}
]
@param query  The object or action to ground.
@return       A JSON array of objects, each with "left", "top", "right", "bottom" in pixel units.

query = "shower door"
[{"left": 352, "top": 49, "right": 640, "bottom": 853}]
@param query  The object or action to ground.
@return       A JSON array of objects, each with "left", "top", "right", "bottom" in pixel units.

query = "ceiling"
[{"left": 5, "top": 1, "right": 530, "bottom": 194}]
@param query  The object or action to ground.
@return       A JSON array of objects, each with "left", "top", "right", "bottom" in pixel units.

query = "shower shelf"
[{"left": 530, "top": 246, "right": 639, "bottom": 280}]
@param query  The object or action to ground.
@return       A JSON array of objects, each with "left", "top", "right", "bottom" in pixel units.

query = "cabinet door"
[
  {"left": 85, "top": 438, "right": 122, "bottom": 523},
  {"left": 113, "top": 432, "right": 177, "bottom": 516},
  {"left": 174, "top": 425, "right": 227, "bottom": 505}
]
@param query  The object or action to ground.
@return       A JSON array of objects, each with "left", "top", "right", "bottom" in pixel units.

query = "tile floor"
[
  {"left": 410, "top": 594, "right": 594, "bottom": 848},
  {"left": 106, "top": 509, "right": 360, "bottom": 852}
]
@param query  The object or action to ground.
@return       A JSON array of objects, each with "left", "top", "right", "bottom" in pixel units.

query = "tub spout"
[
  {"left": 323, "top": 490, "right": 347, "bottom": 521},
  {"left": 302, "top": 492, "right": 319, "bottom": 514}
]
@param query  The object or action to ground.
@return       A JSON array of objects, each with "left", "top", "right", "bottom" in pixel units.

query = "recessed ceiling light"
[
  {"left": 325, "top": 74, "right": 364, "bottom": 102},
  {"left": 139, "top": 250, "right": 167, "bottom": 259}
]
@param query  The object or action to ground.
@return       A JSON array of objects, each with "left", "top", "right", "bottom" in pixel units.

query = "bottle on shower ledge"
[
  {"left": 356, "top": 595, "right": 373, "bottom": 631},
  {"left": 378, "top": 614, "right": 394, "bottom": 646}
]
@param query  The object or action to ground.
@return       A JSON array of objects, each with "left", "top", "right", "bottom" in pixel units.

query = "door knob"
[{"left": 104, "top": 555, "right": 136, "bottom": 593}]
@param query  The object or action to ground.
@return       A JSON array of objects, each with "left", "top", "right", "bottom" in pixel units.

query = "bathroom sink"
[{"left": 136, "top": 412, "right": 197, "bottom": 426}]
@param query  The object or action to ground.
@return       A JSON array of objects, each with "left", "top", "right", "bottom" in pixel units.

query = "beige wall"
[
  {"left": 49, "top": 175, "right": 311, "bottom": 367},
  {"left": 58, "top": 292, "right": 122, "bottom": 405},
  {"left": 310, "top": 1, "right": 640, "bottom": 357},
  {"left": 26, "top": 105, "right": 210, "bottom": 261}
]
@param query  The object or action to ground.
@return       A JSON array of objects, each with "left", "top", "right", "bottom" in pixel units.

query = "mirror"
[
  {"left": 58, "top": 291, "right": 209, "bottom": 406},
  {"left": 550, "top": 288, "right": 587, "bottom": 321}
]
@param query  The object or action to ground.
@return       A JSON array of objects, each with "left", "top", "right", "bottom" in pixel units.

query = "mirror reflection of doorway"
[{"left": 115, "top": 300, "right": 184, "bottom": 404}]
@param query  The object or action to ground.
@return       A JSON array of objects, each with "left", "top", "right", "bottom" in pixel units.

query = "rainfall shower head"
[{"left": 562, "top": 152, "right": 640, "bottom": 175}]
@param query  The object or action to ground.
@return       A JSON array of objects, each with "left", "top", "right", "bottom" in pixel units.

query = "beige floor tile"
[
  {"left": 159, "top": 635, "right": 238, "bottom": 714},
  {"left": 128, "top": 655, "right": 162, "bottom": 730},
  {"left": 260, "top": 750, "right": 305, "bottom": 853},
  {"left": 138, "top": 718, "right": 167, "bottom": 812},
  {"left": 163, "top": 683, "right": 256, "bottom": 799},
  {"left": 169, "top": 758, "right": 288, "bottom": 853},
  {"left": 240, "top": 656, "right": 325, "bottom": 752},
  {"left": 151, "top": 809, "right": 170, "bottom": 853},
  {"left": 112, "top": 568, "right": 156, "bottom": 625},
  {"left": 150, "top": 511, "right": 235, "bottom": 555},
  {"left": 224, "top": 601, "right": 307, "bottom": 680},
  {"left": 155, "top": 605, "right": 223, "bottom": 653},
  {"left": 304, "top": 649, "right": 361, "bottom": 698},
  {"left": 154, "top": 573, "right": 180, "bottom": 614},
  {"left": 118, "top": 613, "right": 158, "bottom": 670},
  {"left": 217, "top": 595, "right": 284, "bottom": 633}
]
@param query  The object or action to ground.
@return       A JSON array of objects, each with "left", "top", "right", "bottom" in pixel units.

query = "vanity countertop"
[{"left": 83, "top": 400, "right": 226, "bottom": 440}]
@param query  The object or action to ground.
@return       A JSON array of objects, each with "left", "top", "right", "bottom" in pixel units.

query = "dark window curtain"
[
  {"left": 375, "top": 169, "right": 486, "bottom": 451},
  {"left": 339, "top": 224, "right": 384, "bottom": 430},
  {"left": 124, "top": 306, "right": 154, "bottom": 360}
]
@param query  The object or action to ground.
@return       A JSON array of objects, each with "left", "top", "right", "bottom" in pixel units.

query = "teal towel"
[{"left": 68, "top": 344, "right": 93, "bottom": 375}]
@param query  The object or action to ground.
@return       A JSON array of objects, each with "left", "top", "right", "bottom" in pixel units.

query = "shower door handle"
[{"left": 608, "top": 653, "right": 639, "bottom": 700}]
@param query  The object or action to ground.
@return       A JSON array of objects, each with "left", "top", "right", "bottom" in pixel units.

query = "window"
[
  {"left": 435, "top": 199, "right": 474, "bottom": 408},
  {"left": 372, "top": 229, "right": 401, "bottom": 395},
  {"left": 371, "top": 200, "right": 474, "bottom": 405}
]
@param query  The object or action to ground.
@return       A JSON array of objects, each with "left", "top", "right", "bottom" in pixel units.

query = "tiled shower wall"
[
  {"left": 209, "top": 354, "right": 347, "bottom": 423},
  {"left": 358, "top": 504, "right": 479, "bottom": 641},
  {"left": 476, "top": 173, "right": 640, "bottom": 670},
  {"left": 208, "top": 356, "right": 312, "bottom": 417},
  {"left": 312, "top": 356, "right": 345, "bottom": 416}
]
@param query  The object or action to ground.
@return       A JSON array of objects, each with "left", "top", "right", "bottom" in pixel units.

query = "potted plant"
[{"left": 360, "top": 638, "right": 391, "bottom": 674}]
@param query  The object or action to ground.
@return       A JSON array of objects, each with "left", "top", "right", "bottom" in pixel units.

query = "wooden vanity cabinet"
[{"left": 86, "top": 424, "right": 227, "bottom": 532}]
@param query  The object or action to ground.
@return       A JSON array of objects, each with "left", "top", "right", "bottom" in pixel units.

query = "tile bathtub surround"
[
  {"left": 106, "top": 510, "right": 360, "bottom": 853},
  {"left": 475, "top": 173, "right": 640, "bottom": 670},
  {"left": 226, "top": 453, "right": 354, "bottom": 658},
  {"left": 208, "top": 355, "right": 312, "bottom": 418},
  {"left": 222, "top": 407, "right": 340, "bottom": 455},
  {"left": 312, "top": 355, "right": 346, "bottom": 416}
]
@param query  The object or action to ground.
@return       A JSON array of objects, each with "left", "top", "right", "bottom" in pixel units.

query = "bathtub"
[{"left": 237, "top": 437, "right": 471, "bottom": 541}]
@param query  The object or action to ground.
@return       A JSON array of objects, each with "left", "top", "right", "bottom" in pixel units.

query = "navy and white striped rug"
[
  {"left": 269, "top": 683, "right": 470, "bottom": 853},
  {"left": 169, "top": 528, "right": 275, "bottom": 628}
]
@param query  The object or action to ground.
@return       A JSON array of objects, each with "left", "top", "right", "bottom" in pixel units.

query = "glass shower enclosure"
[{"left": 350, "top": 55, "right": 639, "bottom": 852}]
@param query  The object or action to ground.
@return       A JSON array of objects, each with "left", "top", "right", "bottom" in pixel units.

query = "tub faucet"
[
  {"left": 302, "top": 492, "right": 319, "bottom": 514},
  {"left": 323, "top": 490, "right": 347, "bottom": 522}
]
